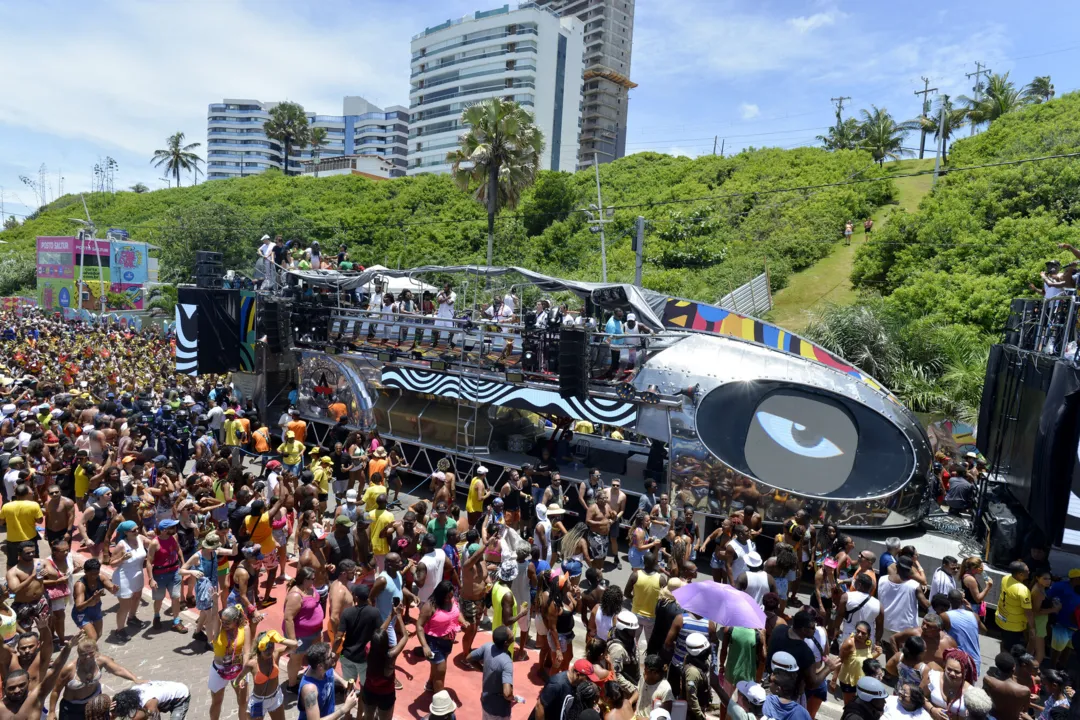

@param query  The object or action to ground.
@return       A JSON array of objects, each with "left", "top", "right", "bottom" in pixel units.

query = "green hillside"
[
  {"left": 0, "top": 147, "right": 891, "bottom": 303},
  {"left": 853, "top": 92, "right": 1080, "bottom": 332}
]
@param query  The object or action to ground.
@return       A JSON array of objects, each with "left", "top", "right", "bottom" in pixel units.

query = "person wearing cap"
[
  {"left": 681, "top": 631, "right": 713, "bottom": 720},
  {"left": 467, "top": 466, "right": 488, "bottom": 528},
  {"left": 277, "top": 430, "right": 305, "bottom": 476},
  {"left": 327, "top": 514, "right": 357, "bottom": 568},
  {"left": 534, "top": 643, "right": 589, "bottom": 720},
  {"left": 312, "top": 454, "right": 334, "bottom": 516},
  {"left": 609, "top": 610, "right": 643, "bottom": 695},
  {"left": 181, "top": 532, "right": 237, "bottom": 647},
  {"left": 1045, "top": 569, "right": 1080, "bottom": 668},
  {"left": 146, "top": 518, "right": 188, "bottom": 633},
  {"left": 368, "top": 493, "right": 397, "bottom": 573},
  {"left": 841, "top": 676, "right": 889, "bottom": 720},
  {"left": 719, "top": 679, "right": 767, "bottom": 720},
  {"left": 109, "top": 520, "right": 148, "bottom": 639},
  {"left": 337, "top": 487, "right": 361, "bottom": 526},
  {"left": 76, "top": 485, "right": 116, "bottom": 562}
]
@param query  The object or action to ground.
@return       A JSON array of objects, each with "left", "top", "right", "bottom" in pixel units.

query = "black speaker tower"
[
  {"left": 195, "top": 250, "right": 223, "bottom": 289},
  {"left": 558, "top": 328, "right": 590, "bottom": 399}
]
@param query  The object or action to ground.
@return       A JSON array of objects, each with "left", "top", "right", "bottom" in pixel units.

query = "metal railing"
[{"left": 1005, "top": 293, "right": 1080, "bottom": 361}]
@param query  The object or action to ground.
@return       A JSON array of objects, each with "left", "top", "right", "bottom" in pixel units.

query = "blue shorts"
[
  {"left": 807, "top": 681, "right": 828, "bottom": 701},
  {"left": 72, "top": 602, "right": 104, "bottom": 627},
  {"left": 425, "top": 634, "right": 454, "bottom": 664},
  {"left": 1052, "top": 625, "right": 1077, "bottom": 652},
  {"left": 152, "top": 569, "right": 182, "bottom": 601}
]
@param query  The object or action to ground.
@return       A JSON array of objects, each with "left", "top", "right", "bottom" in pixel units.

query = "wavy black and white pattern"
[
  {"left": 175, "top": 303, "right": 198, "bottom": 375},
  {"left": 382, "top": 367, "right": 637, "bottom": 426}
]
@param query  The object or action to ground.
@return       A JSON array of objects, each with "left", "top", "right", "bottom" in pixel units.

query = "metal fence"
[{"left": 718, "top": 271, "right": 772, "bottom": 316}]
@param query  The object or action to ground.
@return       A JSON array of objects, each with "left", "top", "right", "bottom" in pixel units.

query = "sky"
[{"left": 2, "top": 0, "right": 1080, "bottom": 221}]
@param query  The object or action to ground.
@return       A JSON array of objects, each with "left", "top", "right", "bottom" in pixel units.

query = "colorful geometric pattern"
[{"left": 661, "top": 298, "right": 889, "bottom": 395}]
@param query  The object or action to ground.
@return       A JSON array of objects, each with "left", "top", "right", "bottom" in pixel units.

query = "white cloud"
[
  {"left": 0, "top": 0, "right": 419, "bottom": 157},
  {"left": 789, "top": 11, "right": 839, "bottom": 34},
  {"left": 739, "top": 103, "right": 761, "bottom": 120}
]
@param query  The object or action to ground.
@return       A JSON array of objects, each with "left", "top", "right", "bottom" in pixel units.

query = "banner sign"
[
  {"left": 111, "top": 242, "right": 148, "bottom": 284},
  {"left": 74, "top": 238, "right": 111, "bottom": 258},
  {"left": 36, "top": 237, "right": 75, "bottom": 279}
]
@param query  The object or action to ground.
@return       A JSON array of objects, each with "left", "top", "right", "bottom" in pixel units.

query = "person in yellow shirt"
[
  {"left": 368, "top": 493, "right": 396, "bottom": 572},
  {"left": 73, "top": 450, "right": 91, "bottom": 509},
  {"left": 1, "top": 484, "right": 43, "bottom": 566},
  {"left": 277, "top": 431, "right": 305, "bottom": 475},
  {"left": 222, "top": 409, "right": 241, "bottom": 446},
  {"left": 996, "top": 561, "right": 1034, "bottom": 650},
  {"left": 363, "top": 474, "right": 387, "bottom": 513},
  {"left": 467, "top": 466, "right": 488, "bottom": 527},
  {"left": 312, "top": 456, "right": 333, "bottom": 515}
]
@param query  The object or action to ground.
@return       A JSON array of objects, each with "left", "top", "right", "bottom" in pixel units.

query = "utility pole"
[
  {"left": 829, "top": 96, "right": 852, "bottom": 127},
  {"left": 719, "top": 139, "right": 725, "bottom": 158},
  {"left": 933, "top": 95, "right": 948, "bottom": 187},
  {"left": 713, "top": 136, "right": 718, "bottom": 156},
  {"left": 914, "top": 77, "right": 938, "bottom": 160},
  {"left": 593, "top": 151, "right": 608, "bottom": 282},
  {"left": 966, "top": 61, "right": 991, "bottom": 136},
  {"left": 633, "top": 216, "right": 645, "bottom": 287}
]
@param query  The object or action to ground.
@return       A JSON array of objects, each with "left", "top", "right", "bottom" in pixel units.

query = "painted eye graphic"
[{"left": 755, "top": 411, "right": 843, "bottom": 459}]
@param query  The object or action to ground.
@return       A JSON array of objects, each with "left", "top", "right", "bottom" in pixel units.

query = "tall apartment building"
[
  {"left": 408, "top": 3, "right": 584, "bottom": 175},
  {"left": 206, "top": 96, "right": 409, "bottom": 180},
  {"left": 534, "top": 0, "right": 635, "bottom": 168}
]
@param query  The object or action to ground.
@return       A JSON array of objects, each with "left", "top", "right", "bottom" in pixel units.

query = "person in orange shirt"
[
  {"left": 236, "top": 411, "right": 251, "bottom": 448},
  {"left": 286, "top": 409, "right": 307, "bottom": 444},
  {"left": 367, "top": 446, "right": 389, "bottom": 484},
  {"left": 251, "top": 422, "right": 272, "bottom": 457},
  {"left": 327, "top": 398, "right": 348, "bottom": 422}
]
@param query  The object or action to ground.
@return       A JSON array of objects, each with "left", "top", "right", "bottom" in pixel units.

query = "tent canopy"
[
  {"left": 360, "top": 265, "right": 439, "bottom": 295},
  {"left": 284, "top": 265, "right": 675, "bottom": 330}
]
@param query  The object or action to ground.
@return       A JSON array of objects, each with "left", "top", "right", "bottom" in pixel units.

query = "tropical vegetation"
[
  {"left": 263, "top": 101, "right": 310, "bottom": 176},
  {"left": 447, "top": 97, "right": 545, "bottom": 266},
  {"left": 151, "top": 132, "right": 203, "bottom": 188}
]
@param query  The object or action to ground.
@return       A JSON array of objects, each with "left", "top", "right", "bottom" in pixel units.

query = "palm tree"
[
  {"left": 961, "top": 72, "right": 1026, "bottom": 129},
  {"left": 309, "top": 127, "right": 328, "bottom": 177},
  {"left": 858, "top": 106, "right": 908, "bottom": 166},
  {"left": 447, "top": 97, "right": 545, "bottom": 266},
  {"left": 1024, "top": 75, "right": 1055, "bottom": 104},
  {"left": 816, "top": 117, "right": 862, "bottom": 151},
  {"left": 901, "top": 96, "right": 966, "bottom": 162},
  {"left": 129, "top": 183, "right": 149, "bottom": 193},
  {"left": 264, "top": 101, "right": 310, "bottom": 176},
  {"left": 151, "top": 132, "right": 203, "bottom": 188}
]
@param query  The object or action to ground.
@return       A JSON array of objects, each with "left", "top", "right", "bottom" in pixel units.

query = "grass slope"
[{"left": 768, "top": 158, "right": 935, "bottom": 331}]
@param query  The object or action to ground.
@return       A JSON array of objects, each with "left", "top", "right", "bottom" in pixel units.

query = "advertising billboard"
[
  {"left": 35, "top": 237, "right": 75, "bottom": 279},
  {"left": 111, "top": 242, "right": 148, "bottom": 284}
]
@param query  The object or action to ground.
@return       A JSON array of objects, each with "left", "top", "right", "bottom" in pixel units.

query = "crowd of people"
[{"left": 0, "top": 305, "right": 1078, "bottom": 720}]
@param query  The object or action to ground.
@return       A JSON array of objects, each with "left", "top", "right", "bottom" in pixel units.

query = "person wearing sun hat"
[
  {"left": 425, "top": 689, "right": 458, "bottom": 720},
  {"left": 492, "top": 558, "right": 529, "bottom": 656}
]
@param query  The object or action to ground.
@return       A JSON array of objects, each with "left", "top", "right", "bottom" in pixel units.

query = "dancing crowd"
[{"left": 0, "top": 306, "right": 1077, "bottom": 720}]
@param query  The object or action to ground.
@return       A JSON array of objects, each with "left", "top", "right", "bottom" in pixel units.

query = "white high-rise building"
[
  {"left": 206, "top": 97, "right": 408, "bottom": 180},
  {"left": 408, "top": 3, "right": 584, "bottom": 175}
]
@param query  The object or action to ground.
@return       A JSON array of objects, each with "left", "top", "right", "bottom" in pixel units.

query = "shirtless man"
[
  {"left": 43, "top": 485, "right": 75, "bottom": 545},
  {"left": 325, "top": 559, "right": 356, "bottom": 647},
  {"left": 299, "top": 527, "right": 333, "bottom": 611},
  {"left": 6, "top": 541, "right": 56, "bottom": 628},
  {"left": 982, "top": 652, "right": 1033, "bottom": 720},
  {"left": 1, "top": 616, "right": 52, "bottom": 685},
  {"left": 891, "top": 612, "right": 956, "bottom": 669},
  {"left": 585, "top": 491, "right": 615, "bottom": 571},
  {"left": 433, "top": 472, "right": 455, "bottom": 510},
  {"left": 607, "top": 482, "right": 627, "bottom": 570},
  {"left": 461, "top": 533, "right": 497, "bottom": 656},
  {"left": 0, "top": 628, "right": 77, "bottom": 720}
]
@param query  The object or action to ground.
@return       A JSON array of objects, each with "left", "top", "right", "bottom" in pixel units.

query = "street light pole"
[{"left": 593, "top": 151, "right": 607, "bottom": 282}]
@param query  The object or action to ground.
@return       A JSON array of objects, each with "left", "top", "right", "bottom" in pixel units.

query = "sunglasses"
[{"left": 48, "top": 491, "right": 61, "bottom": 497}]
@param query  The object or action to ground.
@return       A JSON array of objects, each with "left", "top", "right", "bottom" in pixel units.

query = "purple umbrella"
[{"left": 671, "top": 580, "right": 766, "bottom": 629}]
